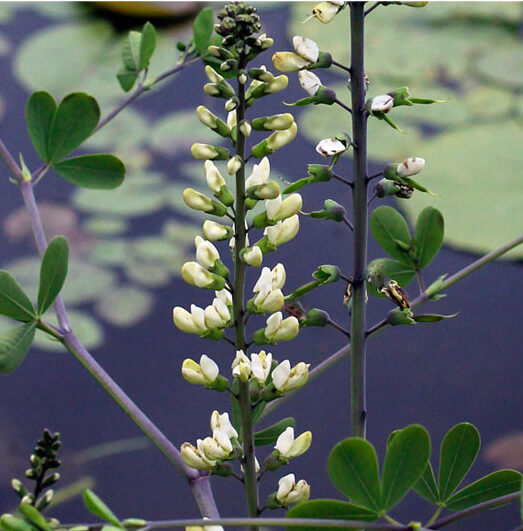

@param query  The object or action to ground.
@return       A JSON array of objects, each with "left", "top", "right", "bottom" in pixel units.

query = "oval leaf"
[
  {"left": 122, "top": 31, "right": 141, "bottom": 72},
  {"left": 117, "top": 67, "right": 138, "bottom": 93},
  {"left": 38, "top": 236, "right": 69, "bottom": 316},
  {"left": 193, "top": 7, "right": 214, "bottom": 56},
  {"left": 47, "top": 93, "right": 100, "bottom": 163},
  {"left": 413, "top": 207, "right": 444, "bottom": 269},
  {"left": 139, "top": 22, "right": 156, "bottom": 70},
  {"left": 54, "top": 154, "right": 125, "bottom": 190},
  {"left": 446, "top": 470, "right": 522, "bottom": 511},
  {"left": 439, "top": 423, "right": 481, "bottom": 501},
  {"left": 254, "top": 418, "right": 295, "bottom": 447},
  {"left": 0, "top": 323, "right": 36, "bottom": 374},
  {"left": 0, "top": 515, "right": 34, "bottom": 531},
  {"left": 327, "top": 438, "right": 381, "bottom": 512},
  {"left": 17, "top": 504, "right": 51, "bottom": 531},
  {"left": 82, "top": 489, "right": 121, "bottom": 527},
  {"left": 369, "top": 206, "right": 414, "bottom": 266},
  {"left": 0, "top": 271, "right": 36, "bottom": 322},
  {"left": 413, "top": 462, "right": 440, "bottom": 504},
  {"left": 381, "top": 424, "right": 431, "bottom": 511},
  {"left": 286, "top": 499, "right": 378, "bottom": 531},
  {"left": 25, "top": 91, "right": 56, "bottom": 162}
]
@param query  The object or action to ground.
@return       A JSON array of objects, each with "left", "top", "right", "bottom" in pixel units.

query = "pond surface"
[{"left": 0, "top": 3, "right": 521, "bottom": 530}]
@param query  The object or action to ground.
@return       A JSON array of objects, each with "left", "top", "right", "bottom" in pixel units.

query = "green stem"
[
  {"left": 349, "top": 2, "right": 369, "bottom": 438},
  {"left": 233, "top": 56, "right": 259, "bottom": 527},
  {"left": 424, "top": 506, "right": 443, "bottom": 527}
]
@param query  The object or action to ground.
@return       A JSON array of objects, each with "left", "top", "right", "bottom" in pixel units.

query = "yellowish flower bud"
[
  {"left": 277, "top": 474, "right": 310, "bottom": 506},
  {"left": 203, "top": 220, "right": 232, "bottom": 241},
  {"left": 181, "top": 355, "right": 219, "bottom": 386},
  {"left": 204, "top": 161, "right": 226, "bottom": 193},
  {"left": 243, "top": 246, "right": 263, "bottom": 267},
  {"left": 181, "top": 441, "right": 216, "bottom": 470},
  {"left": 397, "top": 157, "right": 425, "bottom": 177},
  {"left": 312, "top": 1, "right": 343, "bottom": 24},
  {"left": 272, "top": 52, "right": 310, "bottom": 73},
  {"left": 265, "top": 312, "right": 299, "bottom": 342},
  {"left": 293, "top": 35, "right": 319, "bottom": 63},
  {"left": 182, "top": 262, "right": 224, "bottom": 289},
  {"left": 227, "top": 155, "right": 242, "bottom": 175},
  {"left": 250, "top": 351, "right": 273, "bottom": 386},
  {"left": 267, "top": 122, "right": 298, "bottom": 151},
  {"left": 266, "top": 193, "right": 303, "bottom": 221},
  {"left": 275, "top": 427, "right": 312, "bottom": 459},
  {"left": 272, "top": 360, "right": 309, "bottom": 393},
  {"left": 265, "top": 215, "right": 300, "bottom": 246},
  {"left": 173, "top": 305, "right": 207, "bottom": 335}
]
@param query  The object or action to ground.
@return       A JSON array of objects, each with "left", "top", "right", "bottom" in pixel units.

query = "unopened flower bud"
[
  {"left": 276, "top": 474, "right": 310, "bottom": 506},
  {"left": 225, "top": 97, "right": 238, "bottom": 112},
  {"left": 181, "top": 262, "right": 226, "bottom": 290},
  {"left": 173, "top": 305, "right": 207, "bottom": 335},
  {"left": 293, "top": 35, "right": 319, "bottom": 63},
  {"left": 190, "top": 143, "right": 230, "bottom": 161},
  {"left": 183, "top": 188, "right": 227, "bottom": 216},
  {"left": 315, "top": 137, "right": 347, "bottom": 157},
  {"left": 264, "top": 312, "right": 300, "bottom": 342},
  {"left": 265, "top": 193, "right": 303, "bottom": 222},
  {"left": 311, "top": 1, "right": 344, "bottom": 24},
  {"left": 227, "top": 155, "right": 242, "bottom": 175},
  {"left": 232, "top": 350, "right": 252, "bottom": 382},
  {"left": 203, "top": 220, "right": 233, "bottom": 241},
  {"left": 370, "top": 94, "right": 394, "bottom": 113},
  {"left": 252, "top": 113, "right": 295, "bottom": 131},
  {"left": 272, "top": 360, "right": 309, "bottom": 393},
  {"left": 239, "top": 120, "right": 252, "bottom": 137},
  {"left": 182, "top": 355, "right": 219, "bottom": 386},
  {"left": 204, "top": 161, "right": 226, "bottom": 193},
  {"left": 375, "top": 178, "right": 401, "bottom": 198},
  {"left": 397, "top": 157, "right": 425, "bottom": 177},
  {"left": 298, "top": 70, "right": 322, "bottom": 96},
  {"left": 205, "top": 65, "right": 224, "bottom": 84},
  {"left": 251, "top": 123, "right": 298, "bottom": 158},
  {"left": 272, "top": 52, "right": 310, "bottom": 73},
  {"left": 180, "top": 442, "right": 216, "bottom": 470},
  {"left": 275, "top": 427, "right": 312, "bottom": 459},
  {"left": 242, "top": 246, "right": 263, "bottom": 267},
  {"left": 265, "top": 215, "right": 300, "bottom": 247},
  {"left": 196, "top": 106, "right": 230, "bottom": 137}
]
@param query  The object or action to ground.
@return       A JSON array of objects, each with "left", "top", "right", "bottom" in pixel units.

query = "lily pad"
[
  {"left": 476, "top": 45, "right": 523, "bottom": 90},
  {"left": 95, "top": 286, "right": 153, "bottom": 327},
  {"left": 83, "top": 217, "right": 128, "bottom": 236},
  {"left": 87, "top": 239, "right": 132, "bottom": 267},
  {"left": 125, "top": 262, "right": 173, "bottom": 287},
  {"left": 131, "top": 237, "right": 188, "bottom": 265},
  {"left": 399, "top": 122, "right": 523, "bottom": 259}
]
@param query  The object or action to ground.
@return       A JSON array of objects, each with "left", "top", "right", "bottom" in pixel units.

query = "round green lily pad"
[
  {"left": 95, "top": 286, "right": 153, "bottom": 327},
  {"left": 87, "top": 239, "right": 132, "bottom": 267},
  {"left": 398, "top": 121, "right": 523, "bottom": 259},
  {"left": 125, "top": 262, "right": 173, "bottom": 287},
  {"left": 83, "top": 217, "right": 128, "bottom": 236},
  {"left": 476, "top": 45, "right": 523, "bottom": 90}
]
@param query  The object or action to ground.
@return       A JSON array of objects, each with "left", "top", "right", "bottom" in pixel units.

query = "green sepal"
[
  {"left": 252, "top": 211, "right": 270, "bottom": 229},
  {"left": 309, "top": 199, "right": 346, "bottom": 222},
  {"left": 211, "top": 462, "right": 234, "bottom": 477},
  {"left": 282, "top": 178, "right": 310, "bottom": 194},
  {"left": 308, "top": 164, "right": 334, "bottom": 182},
  {"left": 307, "top": 51, "right": 333, "bottom": 70},
  {"left": 252, "top": 328, "right": 271, "bottom": 345},
  {"left": 245, "top": 197, "right": 258, "bottom": 210},
  {"left": 409, "top": 96, "right": 446, "bottom": 104},
  {"left": 300, "top": 308, "right": 329, "bottom": 328},
  {"left": 383, "top": 163, "right": 399, "bottom": 180},
  {"left": 254, "top": 237, "right": 276, "bottom": 255},
  {"left": 413, "top": 313, "right": 458, "bottom": 323},
  {"left": 208, "top": 200, "right": 228, "bottom": 217},
  {"left": 206, "top": 374, "right": 229, "bottom": 392},
  {"left": 400, "top": 176, "right": 438, "bottom": 196},
  {"left": 214, "top": 184, "right": 235, "bottom": 207},
  {"left": 313, "top": 264, "right": 340, "bottom": 284},
  {"left": 264, "top": 449, "right": 287, "bottom": 471},
  {"left": 250, "top": 139, "right": 270, "bottom": 159},
  {"left": 388, "top": 87, "right": 413, "bottom": 107},
  {"left": 201, "top": 328, "right": 225, "bottom": 341},
  {"left": 285, "top": 86, "right": 337, "bottom": 107},
  {"left": 387, "top": 308, "right": 415, "bottom": 326}
]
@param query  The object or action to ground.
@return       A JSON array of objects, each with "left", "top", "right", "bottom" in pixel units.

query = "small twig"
[
  {"left": 244, "top": 313, "right": 251, "bottom": 326},
  {"left": 367, "top": 191, "right": 377, "bottom": 205},
  {"left": 340, "top": 272, "right": 352, "bottom": 283},
  {"left": 334, "top": 98, "right": 352, "bottom": 114},
  {"left": 342, "top": 215, "right": 354, "bottom": 231},
  {"left": 0, "top": 138, "right": 23, "bottom": 181},
  {"left": 416, "top": 270, "right": 426, "bottom": 294},
  {"left": 226, "top": 212, "right": 236, "bottom": 222},
  {"left": 224, "top": 336, "right": 236, "bottom": 346},
  {"left": 332, "top": 173, "right": 354, "bottom": 187},
  {"left": 32, "top": 165, "right": 50, "bottom": 186},
  {"left": 367, "top": 172, "right": 383, "bottom": 182},
  {"left": 328, "top": 319, "right": 351, "bottom": 338},
  {"left": 364, "top": 1, "right": 384, "bottom": 17},
  {"left": 331, "top": 59, "right": 352, "bottom": 74}
]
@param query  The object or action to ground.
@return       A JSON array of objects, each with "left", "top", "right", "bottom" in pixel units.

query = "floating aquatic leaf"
[
  {"left": 95, "top": 287, "right": 153, "bottom": 327},
  {"left": 125, "top": 262, "right": 172, "bottom": 287},
  {"left": 83, "top": 217, "right": 128, "bottom": 236},
  {"left": 476, "top": 44, "right": 523, "bottom": 90}
]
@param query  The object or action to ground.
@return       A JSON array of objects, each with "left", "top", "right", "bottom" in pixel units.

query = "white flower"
[
  {"left": 397, "top": 157, "right": 425, "bottom": 177},
  {"left": 205, "top": 64, "right": 224, "bottom": 84},
  {"left": 265, "top": 194, "right": 303, "bottom": 221},
  {"left": 371, "top": 94, "right": 394, "bottom": 113},
  {"left": 204, "top": 298, "right": 230, "bottom": 329},
  {"left": 250, "top": 351, "right": 273, "bottom": 386},
  {"left": 315, "top": 138, "right": 347, "bottom": 157},
  {"left": 210, "top": 411, "right": 238, "bottom": 439},
  {"left": 272, "top": 51, "right": 310, "bottom": 73},
  {"left": 195, "top": 236, "right": 220, "bottom": 269},
  {"left": 181, "top": 262, "right": 219, "bottom": 289},
  {"left": 265, "top": 215, "right": 300, "bottom": 247},
  {"left": 243, "top": 246, "right": 263, "bottom": 267},
  {"left": 215, "top": 289, "right": 232, "bottom": 306},
  {"left": 272, "top": 360, "right": 309, "bottom": 393},
  {"left": 173, "top": 305, "right": 206, "bottom": 335},
  {"left": 200, "top": 429, "right": 233, "bottom": 460},
  {"left": 277, "top": 474, "right": 310, "bottom": 506},
  {"left": 240, "top": 456, "right": 260, "bottom": 473},
  {"left": 253, "top": 264, "right": 286, "bottom": 293},
  {"left": 204, "top": 160, "right": 225, "bottom": 193},
  {"left": 181, "top": 441, "right": 216, "bottom": 470},
  {"left": 183, "top": 188, "right": 213, "bottom": 212},
  {"left": 181, "top": 355, "right": 219, "bottom": 386},
  {"left": 267, "top": 122, "right": 298, "bottom": 151},
  {"left": 227, "top": 155, "right": 242, "bottom": 175},
  {"left": 203, "top": 220, "right": 231, "bottom": 241},
  {"left": 245, "top": 157, "right": 271, "bottom": 189},
  {"left": 275, "top": 427, "right": 312, "bottom": 459},
  {"left": 227, "top": 110, "right": 237, "bottom": 129},
  {"left": 292, "top": 35, "right": 319, "bottom": 63},
  {"left": 252, "top": 267, "right": 285, "bottom": 313},
  {"left": 231, "top": 350, "right": 252, "bottom": 382},
  {"left": 265, "top": 312, "right": 300, "bottom": 342},
  {"left": 312, "top": 1, "right": 343, "bottom": 24},
  {"left": 298, "top": 70, "right": 322, "bottom": 96}
]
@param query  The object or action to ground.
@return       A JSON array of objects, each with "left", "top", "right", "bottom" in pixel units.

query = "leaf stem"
[
  {"left": 328, "top": 318, "right": 351, "bottom": 338},
  {"left": 331, "top": 59, "right": 352, "bottom": 74},
  {"left": 424, "top": 506, "right": 443, "bottom": 527},
  {"left": 364, "top": 2, "right": 384, "bottom": 17},
  {"left": 343, "top": 215, "right": 354, "bottom": 231},
  {"left": 348, "top": 2, "right": 369, "bottom": 439},
  {"left": 335, "top": 98, "right": 352, "bottom": 114}
]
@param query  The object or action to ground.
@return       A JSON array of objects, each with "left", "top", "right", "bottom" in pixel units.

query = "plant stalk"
[
  {"left": 233, "top": 57, "right": 259, "bottom": 526},
  {"left": 348, "top": 2, "right": 369, "bottom": 438}
]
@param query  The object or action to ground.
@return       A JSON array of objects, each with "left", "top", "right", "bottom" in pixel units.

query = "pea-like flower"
[
  {"left": 397, "top": 157, "right": 425, "bottom": 177},
  {"left": 173, "top": 304, "right": 207, "bottom": 335},
  {"left": 243, "top": 246, "right": 263, "bottom": 267},
  {"left": 250, "top": 350, "right": 273, "bottom": 386},
  {"left": 231, "top": 350, "right": 252, "bottom": 382},
  {"left": 272, "top": 360, "right": 310, "bottom": 393},
  {"left": 215, "top": 288, "right": 232, "bottom": 306},
  {"left": 180, "top": 441, "right": 216, "bottom": 470},
  {"left": 370, "top": 94, "right": 394, "bottom": 113},
  {"left": 298, "top": 70, "right": 322, "bottom": 96},
  {"left": 210, "top": 411, "right": 238, "bottom": 439},
  {"left": 204, "top": 161, "right": 226, "bottom": 193},
  {"left": 265, "top": 215, "right": 300, "bottom": 247},
  {"left": 204, "top": 297, "right": 231, "bottom": 329},
  {"left": 203, "top": 220, "right": 233, "bottom": 241},
  {"left": 293, "top": 36, "right": 319, "bottom": 63},
  {"left": 277, "top": 474, "right": 311, "bottom": 506},
  {"left": 181, "top": 262, "right": 225, "bottom": 290},
  {"left": 245, "top": 157, "right": 270, "bottom": 188},
  {"left": 195, "top": 236, "right": 220, "bottom": 269},
  {"left": 200, "top": 429, "right": 233, "bottom": 460},
  {"left": 275, "top": 427, "right": 312, "bottom": 459},
  {"left": 265, "top": 312, "right": 300, "bottom": 342},
  {"left": 253, "top": 263, "right": 286, "bottom": 292},
  {"left": 227, "top": 155, "right": 242, "bottom": 175},
  {"left": 272, "top": 52, "right": 310, "bottom": 73},
  {"left": 181, "top": 355, "right": 219, "bottom": 386},
  {"left": 311, "top": 1, "right": 345, "bottom": 24},
  {"left": 266, "top": 194, "right": 303, "bottom": 222},
  {"left": 315, "top": 137, "right": 347, "bottom": 157}
]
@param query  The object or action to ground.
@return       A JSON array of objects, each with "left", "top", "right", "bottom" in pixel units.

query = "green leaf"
[
  {"left": 413, "top": 313, "right": 458, "bottom": 322},
  {"left": 401, "top": 176, "right": 437, "bottom": 196},
  {"left": 0, "top": 515, "right": 34, "bottom": 531},
  {"left": 139, "top": 22, "right": 156, "bottom": 70},
  {"left": 47, "top": 93, "right": 100, "bottom": 163},
  {"left": 38, "top": 236, "right": 69, "bottom": 316},
  {"left": 369, "top": 206, "right": 413, "bottom": 266},
  {"left": 439, "top": 423, "right": 481, "bottom": 502},
  {"left": 0, "top": 322, "right": 36, "bottom": 374},
  {"left": 254, "top": 418, "right": 295, "bottom": 446},
  {"left": 366, "top": 258, "right": 415, "bottom": 298},
  {"left": 82, "top": 489, "right": 121, "bottom": 527},
  {"left": 0, "top": 271, "right": 36, "bottom": 322},
  {"left": 17, "top": 504, "right": 51, "bottom": 531},
  {"left": 122, "top": 31, "right": 141, "bottom": 71},
  {"left": 413, "top": 462, "right": 440, "bottom": 504},
  {"left": 25, "top": 91, "right": 56, "bottom": 162},
  {"left": 54, "top": 154, "right": 125, "bottom": 189},
  {"left": 413, "top": 207, "right": 444, "bottom": 269},
  {"left": 286, "top": 499, "right": 378, "bottom": 531},
  {"left": 193, "top": 7, "right": 214, "bottom": 57},
  {"left": 446, "top": 470, "right": 522, "bottom": 511},
  {"left": 381, "top": 424, "right": 431, "bottom": 511},
  {"left": 251, "top": 401, "right": 266, "bottom": 425},
  {"left": 116, "top": 67, "right": 138, "bottom": 93},
  {"left": 327, "top": 438, "right": 381, "bottom": 513}
]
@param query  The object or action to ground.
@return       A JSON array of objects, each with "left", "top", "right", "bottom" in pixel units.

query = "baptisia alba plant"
[{"left": 0, "top": 4, "right": 521, "bottom": 531}]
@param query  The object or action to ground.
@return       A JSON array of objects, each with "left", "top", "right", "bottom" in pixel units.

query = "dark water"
[{"left": 0, "top": 4, "right": 521, "bottom": 530}]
